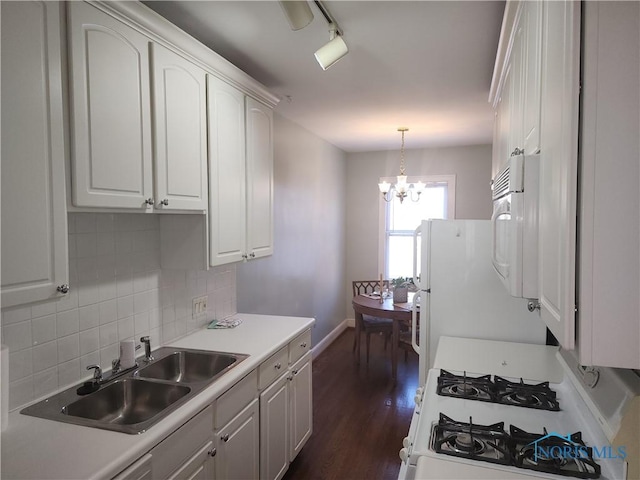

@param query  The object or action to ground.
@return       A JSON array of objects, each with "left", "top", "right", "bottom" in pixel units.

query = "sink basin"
[
  {"left": 21, "top": 347, "right": 249, "bottom": 434},
  {"left": 137, "top": 350, "right": 238, "bottom": 383},
  {"left": 62, "top": 379, "right": 190, "bottom": 425}
]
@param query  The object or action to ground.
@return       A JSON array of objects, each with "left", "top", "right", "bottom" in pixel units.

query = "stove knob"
[
  {"left": 414, "top": 388, "right": 423, "bottom": 405},
  {"left": 402, "top": 436, "right": 410, "bottom": 448},
  {"left": 399, "top": 448, "right": 409, "bottom": 463}
]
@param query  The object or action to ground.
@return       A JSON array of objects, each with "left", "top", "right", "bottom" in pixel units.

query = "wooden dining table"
[{"left": 352, "top": 294, "right": 418, "bottom": 380}]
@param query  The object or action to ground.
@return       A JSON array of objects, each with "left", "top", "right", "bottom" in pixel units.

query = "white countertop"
[{"left": 1, "top": 314, "right": 314, "bottom": 480}]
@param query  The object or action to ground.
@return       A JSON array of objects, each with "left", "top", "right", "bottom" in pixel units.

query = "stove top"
[
  {"left": 437, "top": 369, "right": 560, "bottom": 411},
  {"left": 430, "top": 413, "right": 601, "bottom": 479}
]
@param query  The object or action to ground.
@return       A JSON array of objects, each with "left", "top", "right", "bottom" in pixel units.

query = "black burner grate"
[{"left": 436, "top": 369, "right": 561, "bottom": 411}]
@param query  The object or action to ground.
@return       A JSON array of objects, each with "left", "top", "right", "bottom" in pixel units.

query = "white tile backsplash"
[{"left": 2, "top": 213, "right": 237, "bottom": 410}]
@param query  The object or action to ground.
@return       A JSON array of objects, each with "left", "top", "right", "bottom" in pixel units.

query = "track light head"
[
  {"left": 278, "top": 1, "right": 314, "bottom": 30},
  {"left": 314, "top": 23, "right": 348, "bottom": 70}
]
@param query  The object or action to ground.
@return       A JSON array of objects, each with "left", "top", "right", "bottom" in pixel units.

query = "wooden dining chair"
[
  {"left": 397, "top": 317, "right": 418, "bottom": 362},
  {"left": 352, "top": 280, "right": 393, "bottom": 363}
]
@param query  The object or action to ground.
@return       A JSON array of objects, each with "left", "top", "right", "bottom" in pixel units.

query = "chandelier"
[{"left": 378, "top": 128, "right": 424, "bottom": 203}]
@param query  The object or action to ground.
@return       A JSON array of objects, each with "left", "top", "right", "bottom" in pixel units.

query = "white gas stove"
[{"left": 398, "top": 337, "right": 638, "bottom": 480}]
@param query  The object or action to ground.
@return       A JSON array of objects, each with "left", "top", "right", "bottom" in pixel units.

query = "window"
[{"left": 379, "top": 175, "right": 456, "bottom": 279}]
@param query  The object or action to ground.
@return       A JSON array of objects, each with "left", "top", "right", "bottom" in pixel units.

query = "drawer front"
[
  {"left": 289, "top": 329, "right": 311, "bottom": 365},
  {"left": 258, "top": 346, "right": 288, "bottom": 390},
  {"left": 151, "top": 405, "right": 213, "bottom": 480},
  {"left": 215, "top": 369, "right": 258, "bottom": 429}
]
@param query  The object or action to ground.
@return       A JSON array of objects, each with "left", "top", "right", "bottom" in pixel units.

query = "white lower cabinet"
[
  {"left": 289, "top": 353, "right": 313, "bottom": 460},
  {"left": 259, "top": 346, "right": 313, "bottom": 480},
  {"left": 260, "top": 374, "right": 290, "bottom": 480},
  {"left": 150, "top": 406, "right": 214, "bottom": 480},
  {"left": 168, "top": 441, "right": 215, "bottom": 480},
  {"left": 215, "top": 399, "right": 260, "bottom": 480}
]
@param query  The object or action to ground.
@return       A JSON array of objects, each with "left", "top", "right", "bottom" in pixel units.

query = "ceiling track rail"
[{"left": 313, "top": 1, "right": 343, "bottom": 36}]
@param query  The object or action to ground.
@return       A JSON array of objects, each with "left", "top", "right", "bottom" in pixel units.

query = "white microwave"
[{"left": 491, "top": 153, "right": 540, "bottom": 298}]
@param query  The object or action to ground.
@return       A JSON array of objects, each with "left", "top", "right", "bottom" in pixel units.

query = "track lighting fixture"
[
  {"left": 314, "top": 23, "right": 348, "bottom": 70},
  {"left": 278, "top": 0, "right": 348, "bottom": 70},
  {"left": 278, "top": 1, "right": 314, "bottom": 31}
]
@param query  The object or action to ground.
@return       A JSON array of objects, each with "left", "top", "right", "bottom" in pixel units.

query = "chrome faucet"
[
  {"left": 140, "top": 336, "right": 154, "bottom": 362},
  {"left": 86, "top": 364, "right": 103, "bottom": 384}
]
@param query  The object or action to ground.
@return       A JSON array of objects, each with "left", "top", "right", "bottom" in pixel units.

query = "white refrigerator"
[{"left": 410, "top": 219, "right": 547, "bottom": 385}]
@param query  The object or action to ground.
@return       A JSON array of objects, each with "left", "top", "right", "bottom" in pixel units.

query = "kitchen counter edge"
[{"left": 1, "top": 313, "right": 315, "bottom": 480}]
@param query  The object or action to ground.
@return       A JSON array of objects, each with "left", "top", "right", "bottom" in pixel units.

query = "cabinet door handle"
[
  {"left": 144, "top": 198, "right": 154, "bottom": 206},
  {"left": 300, "top": 343, "right": 307, "bottom": 348},
  {"left": 221, "top": 434, "right": 229, "bottom": 442},
  {"left": 274, "top": 363, "right": 281, "bottom": 370},
  {"left": 249, "top": 252, "right": 256, "bottom": 258},
  {"left": 527, "top": 300, "right": 541, "bottom": 312},
  {"left": 292, "top": 370, "right": 298, "bottom": 375},
  {"left": 510, "top": 147, "right": 524, "bottom": 157},
  {"left": 242, "top": 254, "right": 248, "bottom": 260},
  {"left": 56, "top": 284, "right": 70, "bottom": 294},
  {"left": 160, "top": 199, "right": 169, "bottom": 206},
  {"left": 208, "top": 448, "right": 217, "bottom": 457}
]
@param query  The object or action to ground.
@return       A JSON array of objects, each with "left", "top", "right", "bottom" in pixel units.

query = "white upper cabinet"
[
  {"left": 68, "top": 2, "right": 209, "bottom": 212},
  {"left": 537, "top": 0, "right": 580, "bottom": 350},
  {"left": 208, "top": 75, "right": 247, "bottom": 266},
  {"left": 208, "top": 78, "right": 274, "bottom": 266},
  {"left": 490, "top": 1, "right": 542, "bottom": 176},
  {"left": 1, "top": 1, "right": 69, "bottom": 307},
  {"left": 245, "top": 97, "right": 274, "bottom": 261},
  {"left": 151, "top": 44, "right": 208, "bottom": 211},
  {"left": 579, "top": 2, "right": 640, "bottom": 369},
  {"left": 521, "top": 1, "right": 542, "bottom": 155},
  {"left": 491, "top": 0, "right": 578, "bottom": 351},
  {"left": 68, "top": 1, "right": 154, "bottom": 209}
]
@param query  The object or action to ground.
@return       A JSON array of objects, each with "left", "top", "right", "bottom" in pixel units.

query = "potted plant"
[{"left": 391, "top": 277, "right": 410, "bottom": 303}]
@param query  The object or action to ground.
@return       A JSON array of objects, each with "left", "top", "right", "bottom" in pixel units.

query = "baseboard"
[
  {"left": 312, "top": 319, "right": 352, "bottom": 359},
  {"left": 346, "top": 317, "right": 355, "bottom": 328}
]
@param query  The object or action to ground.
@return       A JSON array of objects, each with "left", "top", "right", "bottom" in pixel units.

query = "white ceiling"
[{"left": 143, "top": 1, "right": 505, "bottom": 152}]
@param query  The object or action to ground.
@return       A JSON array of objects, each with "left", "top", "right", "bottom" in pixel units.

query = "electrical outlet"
[{"left": 191, "top": 296, "right": 209, "bottom": 318}]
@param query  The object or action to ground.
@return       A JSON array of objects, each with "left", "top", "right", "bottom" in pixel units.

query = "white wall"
[
  {"left": 345, "top": 144, "right": 492, "bottom": 314},
  {"left": 237, "top": 114, "right": 347, "bottom": 345},
  {"left": 1, "top": 213, "right": 236, "bottom": 410}
]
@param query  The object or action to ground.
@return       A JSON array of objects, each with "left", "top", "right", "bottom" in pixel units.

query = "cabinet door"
[
  {"left": 245, "top": 98, "right": 274, "bottom": 260},
  {"left": 508, "top": 15, "right": 525, "bottom": 155},
  {"left": 167, "top": 441, "right": 214, "bottom": 480},
  {"left": 496, "top": 62, "right": 512, "bottom": 175},
  {"left": 208, "top": 76, "right": 246, "bottom": 266},
  {"left": 579, "top": 1, "right": 640, "bottom": 369},
  {"left": 538, "top": 0, "right": 580, "bottom": 349},
  {"left": 151, "top": 44, "right": 208, "bottom": 211},
  {"left": 260, "top": 375, "right": 289, "bottom": 480},
  {"left": 289, "top": 354, "right": 312, "bottom": 460},
  {"left": 216, "top": 399, "right": 259, "bottom": 480},
  {"left": 1, "top": 1, "right": 69, "bottom": 307},
  {"left": 522, "top": 1, "right": 542, "bottom": 155},
  {"left": 68, "top": 1, "right": 153, "bottom": 209}
]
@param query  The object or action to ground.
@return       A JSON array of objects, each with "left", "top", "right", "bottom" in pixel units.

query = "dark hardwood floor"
[{"left": 283, "top": 328, "right": 419, "bottom": 480}]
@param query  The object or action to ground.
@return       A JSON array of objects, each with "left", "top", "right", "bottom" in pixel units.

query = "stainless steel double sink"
[{"left": 21, "top": 347, "right": 248, "bottom": 434}]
